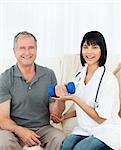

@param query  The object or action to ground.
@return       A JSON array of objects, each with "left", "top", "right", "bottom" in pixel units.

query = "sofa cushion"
[
  {"left": 60, "top": 54, "right": 82, "bottom": 83},
  {"left": 114, "top": 63, "right": 121, "bottom": 117},
  {"left": 106, "top": 54, "right": 120, "bottom": 72},
  {"left": 36, "top": 56, "right": 61, "bottom": 83},
  {"left": 23, "top": 145, "right": 43, "bottom": 150}
]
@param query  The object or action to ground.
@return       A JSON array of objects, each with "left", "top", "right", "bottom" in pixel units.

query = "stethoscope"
[{"left": 75, "top": 66, "right": 106, "bottom": 108}]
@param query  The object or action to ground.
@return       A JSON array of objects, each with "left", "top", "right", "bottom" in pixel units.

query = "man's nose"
[{"left": 24, "top": 48, "right": 30, "bottom": 55}]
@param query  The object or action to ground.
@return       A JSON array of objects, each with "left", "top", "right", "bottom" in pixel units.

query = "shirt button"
[
  {"left": 26, "top": 81, "right": 29, "bottom": 83},
  {"left": 29, "top": 86, "right": 31, "bottom": 90}
]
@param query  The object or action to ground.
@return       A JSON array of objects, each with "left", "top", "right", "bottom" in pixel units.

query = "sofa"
[{"left": 0, "top": 54, "right": 121, "bottom": 150}]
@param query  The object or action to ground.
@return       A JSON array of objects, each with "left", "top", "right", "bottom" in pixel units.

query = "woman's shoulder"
[{"left": 103, "top": 66, "right": 118, "bottom": 85}]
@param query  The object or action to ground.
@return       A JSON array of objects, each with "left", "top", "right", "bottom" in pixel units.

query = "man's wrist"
[
  {"left": 13, "top": 125, "right": 21, "bottom": 134},
  {"left": 55, "top": 100, "right": 65, "bottom": 104}
]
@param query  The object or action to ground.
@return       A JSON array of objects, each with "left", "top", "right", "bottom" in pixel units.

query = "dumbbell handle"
[{"left": 48, "top": 82, "right": 75, "bottom": 97}]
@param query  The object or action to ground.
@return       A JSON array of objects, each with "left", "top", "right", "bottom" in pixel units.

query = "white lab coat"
[{"left": 72, "top": 65, "right": 121, "bottom": 150}]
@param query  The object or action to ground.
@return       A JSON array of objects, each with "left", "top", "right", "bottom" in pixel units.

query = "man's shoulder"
[
  {"left": 0, "top": 65, "right": 15, "bottom": 88},
  {"left": 0, "top": 65, "right": 14, "bottom": 79},
  {"left": 36, "top": 64, "right": 54, "bottom": 74}
]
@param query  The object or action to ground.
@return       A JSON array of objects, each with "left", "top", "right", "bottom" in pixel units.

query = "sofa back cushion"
[
  {"left": 36, "top": 56, "right": 62, "bottom": 83},
  {"left": 60, "top": 54, "right": 82, "bottom": 83},
  {"left": 114, "top": 63, "right": 121, "bottom": 117}
]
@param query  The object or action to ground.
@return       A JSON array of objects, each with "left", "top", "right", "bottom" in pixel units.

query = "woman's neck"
[
  {"left": 84, "top": 64, "right": 99, "bottom": 85},
  {"left": 86, "top": 64, "right": 99, "bottom": 75}
]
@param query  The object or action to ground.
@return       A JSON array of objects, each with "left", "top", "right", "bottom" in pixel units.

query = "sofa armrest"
[
  {"left": 62, "top": 117, "right": 77, "bottom": 135},
  {"left": 61, "top": 103, "right": 77, "bottom": 135}
]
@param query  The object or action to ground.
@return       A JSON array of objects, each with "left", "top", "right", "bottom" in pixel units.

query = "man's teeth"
[{"left": 22, "top": 56, "right": 31, "bottom": 58}]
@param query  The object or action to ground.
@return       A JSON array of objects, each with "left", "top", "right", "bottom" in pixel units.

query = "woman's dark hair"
[{"left": 80, "top": 31, "right": 107, "bottom": 66}]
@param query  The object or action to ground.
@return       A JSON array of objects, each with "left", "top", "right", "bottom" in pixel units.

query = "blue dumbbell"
[{"left": 48, "top": 82, "right": 76, "bottom": 97}]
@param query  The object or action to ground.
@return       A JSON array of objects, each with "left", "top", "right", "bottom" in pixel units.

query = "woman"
[{"left": 52, "top": 31, "right": 120, "bottom": 150}]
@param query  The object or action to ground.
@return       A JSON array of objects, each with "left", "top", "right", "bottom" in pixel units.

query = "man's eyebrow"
[{"left": 19, "top": 46, "right": 25, "bottom": 49}]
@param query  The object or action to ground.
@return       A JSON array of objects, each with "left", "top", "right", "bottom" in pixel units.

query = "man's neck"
[
  {"left": 17, "top": 63, "right": 35, "bottom": 74},
  {"left": 17, "top": 63, "right": 36, "bottom": 83}
]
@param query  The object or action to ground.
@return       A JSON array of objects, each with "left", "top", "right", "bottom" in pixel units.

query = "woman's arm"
[
  {"left": 62, "top": 109, "right": 76, "bottom": 120},
  {"left": 55, "top": 95, "right": 106, "bottom": 124},
  {"left": 71, "top": 95, "right": 106, "bottom": 124}
]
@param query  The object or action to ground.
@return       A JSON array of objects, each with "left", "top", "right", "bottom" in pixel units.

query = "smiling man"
[{"left": 0, "top": 31, "right": 65, "bottom": 150}]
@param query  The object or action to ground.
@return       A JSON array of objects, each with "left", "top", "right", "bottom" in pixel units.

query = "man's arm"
[
  {"left": 0, "top": 100, "right": 40, "bottom": 147},
  {"left": 49, "top": 100, "right": 65, "bottom": 115},
  {"left": 49, "top": 85, "right": 67, "bottom": 118},
  {"left": 0, "top": 100, "right": 17, "bottom": 131},
  {"left": 49, "top": 101, "right": 65, "bottom": 123}
]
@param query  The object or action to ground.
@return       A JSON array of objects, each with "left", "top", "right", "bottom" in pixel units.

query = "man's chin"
[{"left": 20, "top": 63, "right": 34, "bottom": 67}]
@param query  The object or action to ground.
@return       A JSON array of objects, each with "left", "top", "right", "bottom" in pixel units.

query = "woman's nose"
[{"left": 86, "top": 48, "right": 92, "bottom": 53}]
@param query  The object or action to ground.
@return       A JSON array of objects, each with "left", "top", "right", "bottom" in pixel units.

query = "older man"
[{"left": 0, "top": 31, "right": 65, "bottom": 150}]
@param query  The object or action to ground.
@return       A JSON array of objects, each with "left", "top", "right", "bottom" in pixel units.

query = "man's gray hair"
[{"left": 13, "top": 31, "right": 37, "bottom": 48}]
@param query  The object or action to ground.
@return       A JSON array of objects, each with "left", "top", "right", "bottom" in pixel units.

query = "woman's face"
[{"left": 82, "top": 41, "right": 101, "bottom": 66}]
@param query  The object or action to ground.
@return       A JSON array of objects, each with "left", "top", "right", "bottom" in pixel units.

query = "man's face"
[{"left": 13, "top": 35, "right": 37, "bottom": 67}]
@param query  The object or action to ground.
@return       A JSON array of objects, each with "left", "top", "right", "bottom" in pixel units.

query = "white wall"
[{"left": 0, "top": 0, "right": 120, "bottom": 65}]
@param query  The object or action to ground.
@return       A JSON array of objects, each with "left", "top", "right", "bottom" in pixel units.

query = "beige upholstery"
[
  {"left": 23, "top": 146, "right": 43, "bottom": 150},
  {"left": 114, "top": 63, "right": 121, "bottom": 117}
]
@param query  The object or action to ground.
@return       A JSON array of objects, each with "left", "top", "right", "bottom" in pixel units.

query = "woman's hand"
[{"left": 52, "top": 94, "right": 74, "bottom": 102}]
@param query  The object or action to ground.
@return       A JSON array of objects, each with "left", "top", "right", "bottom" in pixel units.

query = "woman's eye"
[
  {"left": 83, "top": 46, "right": 88, "bottom": 49},
  {"left": 93, "top": 46, "right": 99, "bottom": 49}
]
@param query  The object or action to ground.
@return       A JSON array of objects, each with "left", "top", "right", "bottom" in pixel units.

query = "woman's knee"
[
  {"left": 61, "top": 139, "right": 74, "bottom": 150},
  {"left": 73, "top": 136, "right": 109, "bottom": 150},
  {"left": 61, "top": 134, "right": 81, "bottom": 150}
]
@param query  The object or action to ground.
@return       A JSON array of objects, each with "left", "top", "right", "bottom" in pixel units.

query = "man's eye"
[
  {"left": 20, "top": 47, "right": 25, "bottom": 50},
  {"left": 29, "top": 46, "right": 34, "bottom": 50}
]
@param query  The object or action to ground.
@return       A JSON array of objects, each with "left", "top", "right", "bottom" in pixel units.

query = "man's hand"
[
  {"left": 15, "top": 126, "right": 41, "bottom": 147},
  {"left": 51, "top": 109, "right": 76, "bottom": 123},
  {"left": 50, "top": 113, "right": 65, "bottom": 123}
]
